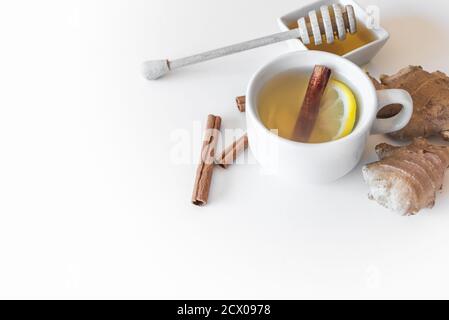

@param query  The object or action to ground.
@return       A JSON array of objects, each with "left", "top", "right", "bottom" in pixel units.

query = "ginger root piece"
[
  {"left": 370, "top": 66, "right": 449, "bottom": 141},
  {"left": 362, "top": 138, "right": 449, "bottom": 216}
]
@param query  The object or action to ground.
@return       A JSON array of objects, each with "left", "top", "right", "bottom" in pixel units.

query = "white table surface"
[{"left": 1, "top": 0, "right": 449, "bottom": 299}]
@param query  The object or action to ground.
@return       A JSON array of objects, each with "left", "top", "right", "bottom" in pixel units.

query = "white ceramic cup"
[{"left": 246, "top": 50, "right": 413, "bottom": 183}]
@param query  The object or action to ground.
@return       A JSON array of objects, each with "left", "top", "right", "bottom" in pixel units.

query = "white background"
[{"left": 1, "top": 0, "right": 449, "bottom": 299}]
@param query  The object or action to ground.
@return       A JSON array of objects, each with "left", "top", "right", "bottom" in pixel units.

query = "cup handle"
[{"left": 371, "top": 89, "right": 413, "bottom": 135}]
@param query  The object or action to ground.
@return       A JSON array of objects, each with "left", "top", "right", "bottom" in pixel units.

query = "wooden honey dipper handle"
[{"left": 143, "top": 4, "right": 356, "bottom": 80}]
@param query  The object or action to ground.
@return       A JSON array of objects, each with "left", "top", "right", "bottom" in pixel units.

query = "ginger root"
[
  {"left": 370, "top": 66, "right": 449, "bottom": 141},
  {"left": 362, "top": 138, "right": 449, "bottom": 216}
]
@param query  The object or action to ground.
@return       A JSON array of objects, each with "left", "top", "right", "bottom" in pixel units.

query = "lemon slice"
[{"left": 309, "top": 79, "right": 357, "bottom": 143}]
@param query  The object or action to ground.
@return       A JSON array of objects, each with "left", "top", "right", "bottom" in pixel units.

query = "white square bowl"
[{"left": 277, "top": 0, "right": 389, "bottom": 66}]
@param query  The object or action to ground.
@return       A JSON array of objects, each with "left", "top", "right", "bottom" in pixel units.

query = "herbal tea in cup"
[
  {"left": 258, "top": 68, "right": 357, "bottom": 143},
  {"left": 246, "top": 51, "right": 413, "bottom": 183}
]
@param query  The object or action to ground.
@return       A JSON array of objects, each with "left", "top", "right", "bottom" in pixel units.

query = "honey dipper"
[{"left": 143, "top": 4, "right": 356, "bottom": 80}]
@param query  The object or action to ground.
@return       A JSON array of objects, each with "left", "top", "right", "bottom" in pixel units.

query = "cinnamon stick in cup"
[
  {"left": 192, "top": 115, "right": 222, "bottom": 206},
  {"left": 216, "top": 133, "right": 248, "bottom": 169},
  {"left": 292, "top": 65, "right": 332, "bottom": 142}
]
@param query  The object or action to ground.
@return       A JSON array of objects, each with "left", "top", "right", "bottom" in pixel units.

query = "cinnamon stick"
[
  {"left": 236, "top": 96, "right": 246, "bottom": 112},
  {"left": 192, "top": 115, "right": 222, "bottom": 206},
  {"left": 292, "top": 65, "right": 332, "bottom": 142},
  {"left": 216, "top": 133, "right": 248, "bottom": 169}
]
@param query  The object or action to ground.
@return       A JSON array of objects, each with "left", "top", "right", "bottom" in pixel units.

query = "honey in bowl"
[
  {"left": 288, "top": 19, "right": 377, "bottom": 56},
  {"left": 258, "top": 69, "right": 358, "bottom": 143}
]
